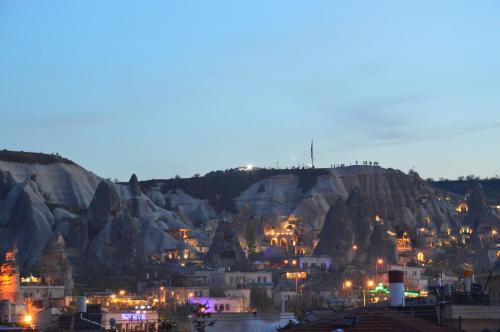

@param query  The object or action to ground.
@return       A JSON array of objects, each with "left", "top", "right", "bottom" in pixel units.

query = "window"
[
  {"left": 225, "top": 304, "right": 230, "bottom": 311},
  {"left": 311, "top": 263, "right": 317, "bottom": 268},
  {"left": 219, "top": 304, "right": 224, "bottom": 311},
  {"left": 303, "top": 263, "right": 308, "bottom": 268},
  {"left": 320, "top": 263, "right": 326, "bottom": 269},
  {"left": 263, "top": 276, "right": 267, "bottom": 283},
  {"left": 257, "top": 276, "right": 261, "bottom": 283}
]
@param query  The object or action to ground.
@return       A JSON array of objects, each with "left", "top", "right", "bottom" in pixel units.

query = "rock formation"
[
  {"left": 41, "top": 234, "right": 74, "bottom": 294},
  {"left": 1, "top": 150, "right": 499, "bottom": 279},
  {"left": 314, "top": 187, "right": 398, "bottom": 264},
  {"left": 464, "top": 182, "right": 498, "bottom": 230},
  {"left": 205, "top": 221, "right": 249, "bottom": 270}
]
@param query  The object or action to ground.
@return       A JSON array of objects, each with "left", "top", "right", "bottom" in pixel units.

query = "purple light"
[
  {"left": 121, "top": 313, "right": 146, "bottom": 321},
  {"left": 188, "top": 297, "right": 216, "bottom": 313}
]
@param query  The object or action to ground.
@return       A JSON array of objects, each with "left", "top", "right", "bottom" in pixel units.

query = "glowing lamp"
[{"left": 23, "top": 314, "right": 33, "bottom": 324}]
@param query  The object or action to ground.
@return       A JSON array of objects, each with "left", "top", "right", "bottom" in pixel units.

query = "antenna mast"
[{"left": 310, "top": 140, "right": 315, "bottom": 168}]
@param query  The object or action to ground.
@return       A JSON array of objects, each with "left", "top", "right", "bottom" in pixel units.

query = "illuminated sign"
[{"left": 121, "top": 314, "right": 146, "bottom": 321}]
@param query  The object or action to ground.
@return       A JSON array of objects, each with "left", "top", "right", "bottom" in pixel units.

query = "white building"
[
  {"left": 211, "top": 271, "right": 272, "bottom": 289},
  {"left": 273, "top": 290, "right": 298, "bottom": 312},
  {"left": 299, "top": 256, "right": 332, "bottom": 271},
  {"left": 188, "top": 297, "right": 245, "bottom": 313},
  {"left": 102, "top": 311, "right": 159, "bottom": 330},
  {"left": 225, "top": 289, "right": 250, "bottom": 312},
  {"left": 21, "top": 285, "right": 65, "bottom": 308}
]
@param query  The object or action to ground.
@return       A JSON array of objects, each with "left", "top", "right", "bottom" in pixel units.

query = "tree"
[
  {"left": 250, "top": 286, "right": 274, "bottom": 312},
  {"left": 245, "top": 223, "right": 257, "bottom": 255},
  {"left": 189, "top": 302, "right": 216, "bottom": 332}
]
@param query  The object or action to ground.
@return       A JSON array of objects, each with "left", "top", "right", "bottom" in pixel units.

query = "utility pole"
[{"left": 310, "top": 140, "right": 315, "bottom": 168}]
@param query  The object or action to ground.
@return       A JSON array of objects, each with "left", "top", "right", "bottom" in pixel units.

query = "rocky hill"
[
  {"left": 433, "top": 179, "right": 500, "bottom": 205},
  {"left": 144, "top": 166, "right": 463, "bottom": 267},
  {"left": 0, "top": 151, "right": 190, "bottom": 278},
  {"left": 1, "top": 150, "right": 498, "bottom": 282}
]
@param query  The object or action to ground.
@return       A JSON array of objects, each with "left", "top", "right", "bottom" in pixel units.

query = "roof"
[{"left": 278, "top": 307, "right": 459, "bottom": 332}]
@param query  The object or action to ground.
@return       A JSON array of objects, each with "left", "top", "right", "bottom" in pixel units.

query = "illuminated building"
[
  {"left": 0, "top": 248, "right": 29, "bottom": 324},
  {"left": 417, "top": 252, "right": 425, "bottom": 262},
  {"left": 263, "top": 221, "right": 300, "bottom": 254},
  {"left": 166, "top": 227, "right": 191, "bottom": 240},
  {"left": 0, "top": 248, "right": 22, "bottom": 304},
  {"left": 460, "top": 225, "right": 474, "bottom": 244},
  {"left": 396, "top": 232, "right": 412, "bottom": 252},
  {"left": 460, "top": 226, "right": 473, "bottom": 235},
  {"left": 285, "top": 272, "right": 307, "bottom": 280},
  {"left": 456, "top": 202, "right": 469, "bottom": 213}
]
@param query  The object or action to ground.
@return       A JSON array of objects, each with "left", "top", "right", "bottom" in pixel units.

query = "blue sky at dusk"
[{"left": 1, "top": 1, "right": 499, "bottom": 181}]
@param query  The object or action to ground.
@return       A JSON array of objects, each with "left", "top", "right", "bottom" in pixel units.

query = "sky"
[{"left": 1, "top": 1, "right": 499, "bottom": 181}]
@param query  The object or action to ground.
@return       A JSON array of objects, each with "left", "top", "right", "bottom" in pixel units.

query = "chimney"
[
  {"left": 464, "top": 269, "right": 473, "bottom": 293},
  {"left": 76, "top": 296, "right": 87, "bottom": 313},
  {"left": 388, "top": 270, "right": 405, "bottom": 307}
]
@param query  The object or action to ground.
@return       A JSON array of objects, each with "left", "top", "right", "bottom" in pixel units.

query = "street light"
[
  {"left": 375, "top": 258, "right": 384, "bottom": 278},
  {"left": 344, "top": 280, "right": 352, "bottom": 298},
  {"left": 23, "top": 314, "right": 33, "bottom": 326},
  {"left": 363, "top": 280, "right": 375, "bottom": 307},
  {"left": 492, "top": 230, "right": 497, "bottom": 246}
]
